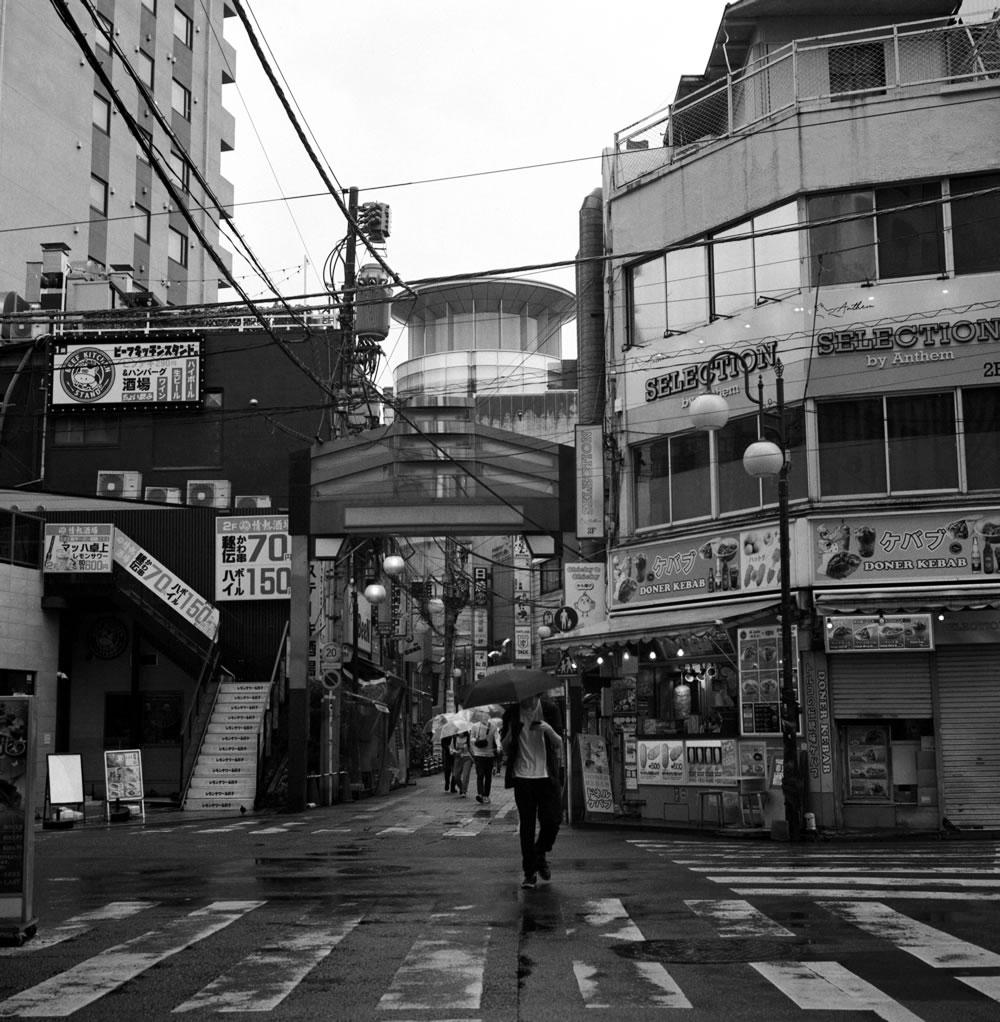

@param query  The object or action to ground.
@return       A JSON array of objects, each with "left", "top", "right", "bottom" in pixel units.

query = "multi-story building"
[
  {"left": 579, "top": 0, "right": 1000, "bottom": 834},
  {"left": 0, "top": 0, "right": 234, "bottom": 305}
]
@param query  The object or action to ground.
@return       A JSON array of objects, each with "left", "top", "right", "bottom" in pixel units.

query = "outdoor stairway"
[{"left": 182, "top": 680, "right": 270, "bottom": 813}]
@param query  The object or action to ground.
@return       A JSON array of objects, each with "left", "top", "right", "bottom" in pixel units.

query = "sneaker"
[
  {"left": 520, "top": 874, "right": 537, "bottom": 889},
  {"left": 461, "top": 791, "right": 467, "bottom": 797},
  {"left": 475, "top": 795, "right": 484, "bottom": 804},
  {"left": 484, "top": 797, "right": 491, "bottom": 804},
  {"left": 536, "top": 856, "right": 551, "bottom": 881}
]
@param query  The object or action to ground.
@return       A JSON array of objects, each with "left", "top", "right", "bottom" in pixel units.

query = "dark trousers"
[
  {"left": 442, "top": 747, "right": 455, "bottom": 790},
  {"left": 474, "top": 756, "right": 493, "bottom": 798},
  {"left": 513, "top": 777, "right": 562, "bottom": 876}
]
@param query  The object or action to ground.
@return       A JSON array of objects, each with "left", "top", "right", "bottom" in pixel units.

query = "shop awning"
[
  {"left": 544, "top": 595, "right": 780, "bottom": 645},
  {"left": 815, "top": 585, "right": 1000, "bottom": 615}
]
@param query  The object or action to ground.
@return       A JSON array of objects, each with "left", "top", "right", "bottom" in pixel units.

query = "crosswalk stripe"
[
  {"left": 0, "top": 902, "right": 156, "bottom": 955},
  {"left": 731, "top": 887, "right": 1000, "bottom": 900},
  {"left": 958, "top": 974, "right": 1000, "bottom": 1002},
  {"left": 173, "top": 910, "right": 361, "bottom": 1013},
  {"left": 573, "top": 898, "right": 691, "bottom": 1009},
  {"left": 0, "top": 901, "right": 263, "bottom": 1018},
  {"left": 690, "top": 865, "right": 1000, "bottom": 875},
  {"left": 820, "top": 900, "right": 1000, "bottom": 968},
  {"left": 752, "top": 960, "right": 924, "bottom": 1022},
  {"left": 709, "top": 874, "right": 1000, "bottom": 888},
  {"left": 685, "top": 899, "right": 795, "bottom": 937},
  {"left": 377, "top": 909, "right": 488, "bottom": 1011}
]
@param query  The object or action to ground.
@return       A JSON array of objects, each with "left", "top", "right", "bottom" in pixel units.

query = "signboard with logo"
[
  {"left": 559, "top": 563, "right": 606, "bottom": 632},
  {"left": 609, "top": 523, "right": 782, "bottom": 609},
  {"left": 215, "top": 516, "right": 290, "bottom": 601},
  {"left": 43, "top": 523, "right": 113, "bottom": 573},
  {"left": 49, "top": 336, "right": 203, "bottom": 409},
  {"left": 811, "top": 509, "right": 1000, "bottom": 585},
  {"left": 825, "top": 614, "right": 934, "bottom": 652}
]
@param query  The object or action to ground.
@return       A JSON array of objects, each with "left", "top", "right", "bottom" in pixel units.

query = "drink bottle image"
[{"left": 971, "top": 535, "right": 982, "bottom": 572}]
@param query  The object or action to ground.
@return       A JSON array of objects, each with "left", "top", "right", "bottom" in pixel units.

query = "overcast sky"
[{"left": 220, "top": 1, "right": 731, "bottom": 385}]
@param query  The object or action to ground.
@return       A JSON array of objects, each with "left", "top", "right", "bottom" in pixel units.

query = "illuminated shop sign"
[{"left": 49, "top": 335, "right": 203, "bottom": 409}]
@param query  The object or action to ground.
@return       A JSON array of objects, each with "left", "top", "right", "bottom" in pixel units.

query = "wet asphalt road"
[{"left": 3, "top": 780, "right": 1000, "bottom": 1020}]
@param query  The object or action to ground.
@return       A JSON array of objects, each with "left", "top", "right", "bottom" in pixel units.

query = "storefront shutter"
[
  {"left": 936, "top": 647, "right": 1000, "bottom": 829},
  {"left": 830, "top": 654, "right": 932, "bottom": 717}
]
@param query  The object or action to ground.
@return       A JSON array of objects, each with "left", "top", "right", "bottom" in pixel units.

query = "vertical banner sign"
[
  {"left": 575, "top": 424, "right": 605, "bottom": 539},
  {"left": 563, "top": 562, "right": 607, "bottom": 630},
  {"left": 512, "top": 537, "right": 532, "bottom": 662},
  {"left": 576, "top": 734, "right": 613, "bottom": 814},
  {"left": 473, "top": 567, "right": 489, "bottom": 678},
  {"left": 216, "top": 516, "right": 291, "bottom": 601},
  {"left": 0, "top": 696, "right": 36, "bottom": 941}
]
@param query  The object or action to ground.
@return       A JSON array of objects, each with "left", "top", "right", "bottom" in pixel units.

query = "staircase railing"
[
  {"left": 256, "top": 620, "right": 290, "bottom": 807},
  {"left": 178, "top": 641, "right": 225, "bottom": 802}
]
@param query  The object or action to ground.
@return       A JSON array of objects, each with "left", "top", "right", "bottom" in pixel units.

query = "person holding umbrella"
[{"left": 501, "top": 691, "right": 564, "bottom": 889}]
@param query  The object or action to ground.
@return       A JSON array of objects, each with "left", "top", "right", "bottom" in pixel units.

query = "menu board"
[
  {"left": 103, "top": 749, "right": 144, "bottom": 803},
  {"left": 846, "top": 726, "right": 890, "bottom": 800},
  {"left": 685, "top": 740, "right": 735, "bottom": 785},
  {"left": 739, "top": 740, "right": 768, "bottom": 780},
  {"left": 738, "top": 625, "right": 799, "bottom": 736},
  {"left": 577, "top": 735, "right": 613, "bottom": 814},
  {"left": 825, "top": 614, "right": 933, "bottom": 652}
]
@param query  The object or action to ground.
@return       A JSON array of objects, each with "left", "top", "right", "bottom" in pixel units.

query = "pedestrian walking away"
[
  {"left": 441, "top": 732, "right": 457, "bottom": 793},
  {"left": 501, "top": 693, "right": 564, "bottom": 889},
  {"left": 470, "top": 715, "right": 499, "bottom": 803},
  {"left": 451, "top": 729, "right": 474, "bottom": 797}
]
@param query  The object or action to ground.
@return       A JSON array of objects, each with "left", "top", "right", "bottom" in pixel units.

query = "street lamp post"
[{"left": 690, "top": 356, "right": 801, "bottom": 841}]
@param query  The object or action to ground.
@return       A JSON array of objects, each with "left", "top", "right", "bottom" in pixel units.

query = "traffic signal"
[{"left": 358, "top": 202, "right": 391, "bottom": 243}]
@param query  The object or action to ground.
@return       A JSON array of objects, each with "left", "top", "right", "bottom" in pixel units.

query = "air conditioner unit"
[
  {"left": 186, "top": 479, "right": 231, "bottom": 508},
  {"left": 96, "top": 470, "right": 142, "bottom": 499},
  {"left": 234, "top": 495, "right": 271, "bottom": 510},
  {"left": 144, "top": 486, "right": 182, "bottom": 504}
]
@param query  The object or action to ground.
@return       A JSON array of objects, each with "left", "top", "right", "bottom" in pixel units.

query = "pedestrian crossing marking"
[
  {"left": 685, "top": 899, "right": 795, "bottom": 937},
  {"left": 573, "top": 898, "right": 691, "bottom": 1008},
  {"left": 377, "top": 910, "right": 488, "bottom": 1011},
  {"left": 0, "top": 902, "right": 156, "bottom": 956},
  {"left": 820, "top": 900, "right": 1000, "bottom": 968},
  {"left": 173, "top": 910, "right": 361, "bottom": 1013},
  {"left": 958, "top": 974, "right": 1000, "bottom": 1002},
  {"left": 0, "top": 901, "right": 262, "bottom": 1017},
  {"left": 732, "top": 887, "right": 1000, "bottom": 901},
  {"left": 752, "top": 960, "right": 924, "bottom": 1022}
]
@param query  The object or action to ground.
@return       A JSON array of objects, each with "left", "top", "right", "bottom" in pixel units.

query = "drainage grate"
[{"left": 614, "top": 937, "right": 802, "bottom": 964}]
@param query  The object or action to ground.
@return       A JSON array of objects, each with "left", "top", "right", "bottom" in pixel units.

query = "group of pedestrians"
[
  {"left": 441, "top": 715, "right": 502, "bottom": 802},
  {"left": 437, "top": 693, "right": 564, "bottom": 891}
]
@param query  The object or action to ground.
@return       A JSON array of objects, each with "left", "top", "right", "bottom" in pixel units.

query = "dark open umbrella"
[{"left": 462, "top": 667, "right": 559, "bottom": 708}]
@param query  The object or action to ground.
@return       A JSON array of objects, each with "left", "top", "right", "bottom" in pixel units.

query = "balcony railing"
[{"left": 613, "top": 15, "right": 1000, "bottom": 185}]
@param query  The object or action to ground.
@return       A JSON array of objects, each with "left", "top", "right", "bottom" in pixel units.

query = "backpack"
[{"left": 473, "top": 723, "right": 491, "bottom": 749}]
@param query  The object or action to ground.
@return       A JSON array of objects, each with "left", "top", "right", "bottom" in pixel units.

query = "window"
[
  {"left": 630, "top": 257, "right": 666, "bottom": 345},
  {"left": 817, "top": 393, "right": 958, "bottom": 497},
  {"left": 174, "top": 7, "right": 193, "bottom": 48},
  {"left": 52, "top": 414, "right": 120, "bottom": 446},
  {"left": 712, "top": 222, "right": 754, "bottom": 318},
  {"left": 634, "top": 432, "right": 711, "bottom": 528},
  {"left": 94, "top": 13, "right": 112, "bottom": 58},
  {"left": 134, "top": 203, "right": 151, "bottom": 242},
  {"left": 807, "top": 191, "right": 876, "bottom": 286},
  {"left": 93, "top": 92, "right": 111, "bottom": 133},
  {"left": 136, "top": 49, "right": 154, "bottom": 90},
  {"left": 171, "top": 78, "right": 191, "bottom": 120},
  {"left": 90, "top": 174, "right": 108, "bottom": 216},
  {"left": 951, "top": 173, "right": 1000, "bottom": 276},
  {"left": 875, "top": 183, "right": 944, "bottom": 280},
  {"left": 752, "top": 202, "right": 802, "bottom": 299},
  {"left": 168, "top": 149, "right": 190, "bottom": 193},
  {"left": 666, "top": 245, "right": 709, "bottom": 332},
  {"left": 141, "top": 0, "right": 157, "bottom": 11},
  {"left": 963, "top": 386, "right": 1000, "bottom": 490},
  {"left": 829, "top": 41, "right": 886, "bottom": 97},
  {"left": 168, "top": 227, "right": 188, "bottom": 266}
]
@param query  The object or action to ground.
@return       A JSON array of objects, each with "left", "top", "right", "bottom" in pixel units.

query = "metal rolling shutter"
[
  {"left": 830, "top": 655, "right": 932, "bottom": 717},
  {"left": 937, "top": 647, "right": 1000, "bottom": 829}
]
